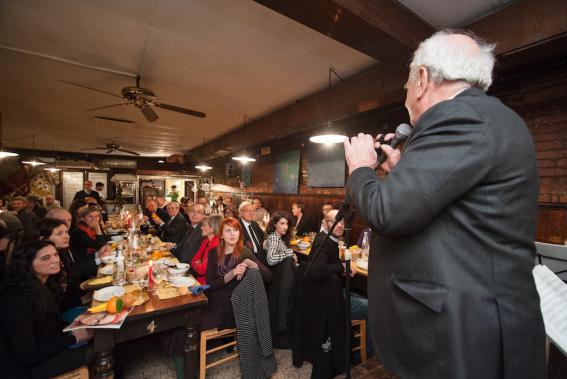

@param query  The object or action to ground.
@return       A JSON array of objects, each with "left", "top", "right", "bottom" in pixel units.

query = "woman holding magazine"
[{"left": 0, "top": 241, "right": 92, "bottom": 377}]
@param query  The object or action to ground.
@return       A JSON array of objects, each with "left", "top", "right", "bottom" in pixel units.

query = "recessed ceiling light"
[
  {"left": 158, "top": 160, "right": 165, "bottom": 163},
  {"left": 232, "top": 155, "right": 256, "bottom": 163}
]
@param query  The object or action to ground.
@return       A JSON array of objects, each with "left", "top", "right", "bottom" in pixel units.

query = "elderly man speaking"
[{"left": 344, "top": 30, "right": 546, "bottom": 378}]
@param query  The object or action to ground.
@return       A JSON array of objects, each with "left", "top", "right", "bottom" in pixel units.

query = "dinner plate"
[
  {"left": 356, "top": 260, "right": 368, "bottom": 271},
  {"left": 93, "top": 286, "right": 125, "bottom": 302},
  {"left": 170, "top": 276, "right": 196, "bottom": 288}
]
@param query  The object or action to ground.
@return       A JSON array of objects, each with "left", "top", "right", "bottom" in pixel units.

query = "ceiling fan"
[
  {"left": 61, "top": 75, "right": 206, "bottom": 122},
  {"left": 81, "top": 142, "right": 140, "bottom": 156}
]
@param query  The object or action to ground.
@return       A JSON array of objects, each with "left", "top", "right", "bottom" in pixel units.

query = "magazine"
[{"left": 63, "top": 307, "right": 132, "bottom": 331}]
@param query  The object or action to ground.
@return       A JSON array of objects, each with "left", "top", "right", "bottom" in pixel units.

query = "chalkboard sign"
[{"left": 307, "top": 144, "right": 345, "bottom": 187}]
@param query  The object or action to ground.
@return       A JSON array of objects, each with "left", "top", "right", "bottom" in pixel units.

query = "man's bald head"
[{"left": 46, "top": 208, "right": 72, "bottom": 228}]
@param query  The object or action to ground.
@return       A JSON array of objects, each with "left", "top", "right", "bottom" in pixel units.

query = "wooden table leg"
[
  {"left": 94, "top": 349, "right": 114, "bottom": 379},
  {"left": 184, "top": 324, "right": 200, "bottom": 379}
]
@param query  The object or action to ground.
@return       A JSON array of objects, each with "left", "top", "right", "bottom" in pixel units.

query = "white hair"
[{"left": 409, "top": 29, "right": 496, "bottom": 91}]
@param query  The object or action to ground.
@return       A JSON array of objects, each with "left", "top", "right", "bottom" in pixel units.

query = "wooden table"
[{"left": 93, "top": 292, "right": 207, "bottom": 378}]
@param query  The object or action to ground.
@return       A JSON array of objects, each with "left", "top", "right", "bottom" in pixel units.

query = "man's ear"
[{"left": 416, "top": 67, "right": 429, "bottom": 98}]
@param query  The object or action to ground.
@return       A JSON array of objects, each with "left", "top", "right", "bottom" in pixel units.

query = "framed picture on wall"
[
  {"left": 307, "top": 144, "right": 345, "bottom": 187},
  {"left": 273, "top": 150, "right": 300, "bottom": 194}
]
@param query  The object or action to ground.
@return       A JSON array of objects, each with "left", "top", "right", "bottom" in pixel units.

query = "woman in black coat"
[{"left": 0, "top": 241, "right": 92, "bottom": 378}]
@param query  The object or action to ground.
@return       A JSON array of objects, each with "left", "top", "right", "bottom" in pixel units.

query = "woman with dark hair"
[
  {"left": 265, "top": 211, "right": 298, "bottom": 348},
  {"left": 34, "top": 218, "right": 110, "bottom": 308},
  {"left": 0, "top": 241, "right": 92, "bottom": 377},
  {"left": 265, "top": 211, "right": 296, "bottom": 266},
  {"left": 67, "top": 198, "right": 88, "bottom": 232},
  {"left": 223, "top": 205, "right": 238, "bottom": 218},
  {"left": 70, "top": 207, "right": 108, "bottom": 256},
  {"left": 201, "top": 217, "right": 271, "bottom": 331},
  {"left": 291, "top": 201, "right": 314, "bottom": 236}
]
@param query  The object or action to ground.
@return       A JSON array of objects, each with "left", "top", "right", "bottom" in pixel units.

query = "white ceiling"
[
  {"left": 0, "top": 0, "right": 375, "bottom": 156},
  {"left": 0, "top": 0, "right": 515, "bottom": 157}
]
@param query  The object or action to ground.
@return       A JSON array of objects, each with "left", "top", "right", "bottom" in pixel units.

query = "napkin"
[{"left": 190, "top": 285, "right": 210, "bottom": 296}]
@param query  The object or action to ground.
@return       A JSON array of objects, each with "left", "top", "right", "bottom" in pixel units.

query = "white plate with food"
[
  {"left": 101, "top": 255, "right": 116, "bottom": 265},
  {"left": 170, "top": 276, "right": 197, "bottom": 288},
  {"left": 297, "top": 242, "right": 310, "bottom": 250},
  {"left": 93, "top": 286, "right": 125, "bottom": 302},
  {"left": 99, "top": 264, "right": 114, "bottom": 276}
]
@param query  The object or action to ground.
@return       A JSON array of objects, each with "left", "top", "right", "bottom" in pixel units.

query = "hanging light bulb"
[
  {"left": 0, "top": 151, "right": 18, "bottom": 159},
  {"left": 231, "top": 115, "right": 257, "bottom": 163},
  {"left": 22, "top": 159, "right": 46, "bottom": 167},
  {"left": 310, "top": 67, "right": 347, "bottom": 144},
  {"left": 45, "top": 167, "right": 61, "bottom": 173},
  {"left": 195, "top": 164, "right": 213, "bottom": 171}
]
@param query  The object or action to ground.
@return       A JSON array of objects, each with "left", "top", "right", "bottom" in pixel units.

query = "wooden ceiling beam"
[{"left": 254, "top": 0, "right": 433, "bottom": 64}]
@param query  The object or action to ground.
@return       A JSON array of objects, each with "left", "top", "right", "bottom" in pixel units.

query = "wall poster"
[{"left": 273, "top": 150, "right": 300, "bottom": 194}]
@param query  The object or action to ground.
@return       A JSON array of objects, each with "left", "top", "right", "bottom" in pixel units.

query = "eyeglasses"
[
  {"left": 327, "top": 219, "right": 344, "bottom": 224},
  {"left": 189, "top": 210, "right": 205, "bottom": 215}
]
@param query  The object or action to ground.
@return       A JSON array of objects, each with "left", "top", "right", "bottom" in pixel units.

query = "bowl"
[
  {"left": 167, "top": 263, "right": 190, "bottom": 276},
  {"left": 93, "top": 286, "right": 125, "bottom": 302}
]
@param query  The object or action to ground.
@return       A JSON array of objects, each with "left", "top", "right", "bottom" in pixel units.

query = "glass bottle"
[{"left": 361, "top": 231, "right": 370, "bottom": 261}]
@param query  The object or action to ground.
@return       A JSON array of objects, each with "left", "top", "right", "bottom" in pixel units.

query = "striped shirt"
[{"left": 265, "top": 232, "right": 294, "bottom": 266}]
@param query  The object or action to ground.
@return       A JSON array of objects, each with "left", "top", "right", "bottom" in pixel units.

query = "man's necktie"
[{"left": 248, "top": 224, "right": 261, "bottom": 253}]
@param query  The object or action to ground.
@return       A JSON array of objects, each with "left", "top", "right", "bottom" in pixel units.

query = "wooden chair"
[
  {"left": 199, "top": 328, "right": 239, "bottom": 379},
  {"left": 352, "top": 319, "right": 367, "bottom": 362},
  {"left": 53, "top": 365, "right": 89, "bottom": 379}
]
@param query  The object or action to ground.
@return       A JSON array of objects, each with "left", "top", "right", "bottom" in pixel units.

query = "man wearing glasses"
[{"left": 174, "top": 204, "right": 206, "bottom": 263}]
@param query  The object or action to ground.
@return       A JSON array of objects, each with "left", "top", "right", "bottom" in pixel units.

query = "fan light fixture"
[
  {"left": 195, "top": 164, "right": 213, "bottom": 171},
  {"left": 0, "top": 113, "right": 18, "bottom": 159},
  {"left": 310, "top": 67, "right": 347, "bottom": 144}
]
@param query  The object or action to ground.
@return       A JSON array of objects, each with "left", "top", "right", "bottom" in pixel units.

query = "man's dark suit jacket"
[
  {"left": 174, "top": 223, "right": 204, "bottom": 264},
  {"left": 239, "top": 218, "right": 267, "bottom": 266},
  {"left": 159, "top": 214, "right": 188, "bottom": 244},
  {"left": 73, "top": 190, "right": 101, "bottom": 204},
  {"left": 156, "top": 205, "right": 168, "bottom": 221},
  {"left": 346, "top": 88, "right": 546, "bottom": 378}
]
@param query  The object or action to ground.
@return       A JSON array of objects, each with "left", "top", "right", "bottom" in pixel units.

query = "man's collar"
[
  {"left": 324, "top": 231, "right": 340, "bottom": 243},
  {"left": 241, "top": 219, "right": 251, "bottom": 227}
]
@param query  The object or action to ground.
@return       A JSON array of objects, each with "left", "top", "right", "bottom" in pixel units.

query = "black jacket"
[
  {"left": 159, "top": 214, "right": 188, "bottom": 244},
  {"left": 289, "top": 232, "right": 346, "bottom": 378},
  {"left": 346, "top": 88, "right": 546, "bottom": 378},
  {"left": 267, "top": 257, "right": 296, "bottom": 348},
  {"left": 174, "top": 223, "right": 204, "bottom": 264},
  {"left": 73, "top": 190, "right": 101, "bottom": 204},
  {"left": 293, "top": 215, "right": 315, "bottom": 237}
]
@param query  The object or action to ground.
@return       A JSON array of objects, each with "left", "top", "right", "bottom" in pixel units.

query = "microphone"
[{"left": 376, "top": 123, "right": 412, "bottom": 165}]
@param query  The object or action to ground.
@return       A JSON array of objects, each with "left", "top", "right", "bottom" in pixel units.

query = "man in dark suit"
[
  {"left": 155, "top": 194, "right": 169, "bottom": 221},
  {"left": 73, "top": 180, "right": 101, "bottom": 204},
  {"left": 174, "top": 203, "right": 206, "bottom": 263},
  {"left": 344, "top": 30, "right": 546, "bottom": 378},
  {"left": 155, "top": 202, "right": 188, "bottom": 244},
  {"left": 238, "top": 201, "right": 267, "bottom": 265}
]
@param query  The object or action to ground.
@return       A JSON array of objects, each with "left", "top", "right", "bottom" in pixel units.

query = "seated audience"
[
  {"left": 239, "top": 201, "right": 267, "bottom": 265},
  {"left": 46, "top": 208, "right": 72, "bottom": 229},
  {"left": 319, "top": 202, "right": 333, "bottom": 232},
  {"left": 190, "top": 215, "right": 222, "bottom": 285},
  {"left": 44, "top": 194, "right": 61, "bottom": 212},
  {"left": 0, "top": 241, "right": 92, "bottom": 377},
  {"left": 291, "top": 201, "right": 314, "bottom": 236},
  {"left": 34, "top": 218, "right": 110, "bottom": 307},
  {"left": 174, "top": 204, "right": 206, "bottom": 264},
  {"left": 179, "top": 197, "right": 190, "bottom": 222},
  {"left": 0, "top": 212, "right": 23, "bottom": 264},
  {"left": 68, "top": 199, "right": 89, "bottom": 232},
  {"left": 200, "top": 217, "right": 271, "bottom": 331},
  {"left": 11, "top": 196, "right": 39, "bottom": 234},
  {"left": 27, "top": 195, "right": 47, "bottom": 219},
  {"left": 154, "top": 202, "right": 188, "bottom": 244},
  {"left": 70, "top": 207, "right": 108, "bottom": 256},
  {"left": 265, "top": 211, "right": 297, "bottom": 348},
  {"left": 143, "top": 199, "right": 159, "bottom": 227}
]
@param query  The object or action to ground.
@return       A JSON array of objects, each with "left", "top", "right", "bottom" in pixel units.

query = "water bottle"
[{"left": 114, "top": 248, "right": 126, "bottom": 286}]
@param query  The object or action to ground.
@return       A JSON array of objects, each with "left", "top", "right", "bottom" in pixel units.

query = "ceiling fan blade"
[
  {"left": 156, "top": 102, "right": 206, "bottom": 118},
  {"left": 87, "top": 102, "right": 130, "bottom": 112},
  {"left": 141, "top": 105, "right": 159, "bottom": 122},
  {"left": 59, "top": 80, "right": 121, "bottom": 98},
  {"left": 94, "top": 116, "right": 134, "bottom": 124},
  {"left": 118, "top": 148, "right": 140, "bottom": 156},
  {"left": 80, "top": 147, "right": 107, "bottom": 150}
]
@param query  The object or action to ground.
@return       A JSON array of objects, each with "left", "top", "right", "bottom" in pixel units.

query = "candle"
[{"left": 148, "top": 260, "right": 154, "bottom": 290}]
